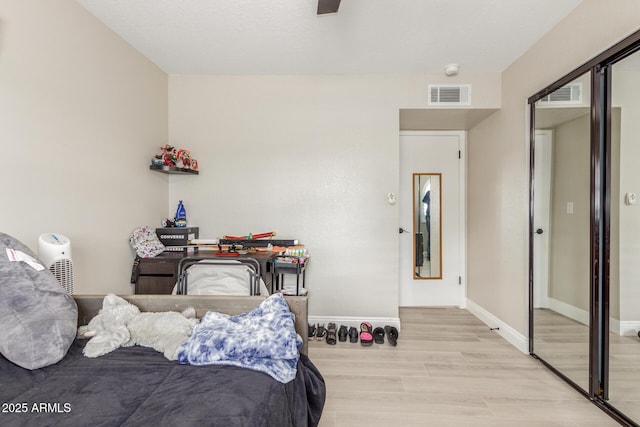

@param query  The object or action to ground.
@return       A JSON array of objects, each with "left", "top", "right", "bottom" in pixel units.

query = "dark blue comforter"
[{"left": 0, "top": 339, "right": 325, "bottom": 427}]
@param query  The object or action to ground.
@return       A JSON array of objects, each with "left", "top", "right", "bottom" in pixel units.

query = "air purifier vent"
[
  {"left": 428, "top": 84, "right": 471, "bottom": 105},
  {"left": 38, "top": 233, "right": 74, "bottom": 295},
  {"left": 50, "top": 259, "right": 74, "bottom": 294}
]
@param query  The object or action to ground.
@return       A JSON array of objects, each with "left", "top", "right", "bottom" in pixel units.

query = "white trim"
[
  {"left": 307, "top": 316, "right": 402, "bottom": 332},
  {"left": 609, "top": 318, "right": 640, "bottom": 336},
  {"left": 459, "top": 132, "right": 467, "bottom": 309},
  {"left": 541, "top": 299, "right": 640, "bottom": 336},
  {"left": 466, "top": 298, "right": 528, "bottom": 354},
  {"left": 548, "top": 297, "right": 589, "bottom": 326},
  {"left": 610, "top": 317, "right": 620, "bottom": 336}
]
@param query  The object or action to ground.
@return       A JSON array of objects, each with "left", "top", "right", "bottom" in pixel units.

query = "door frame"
[
  {"left": 533, "top": 129, "right": 553, "bottom": 309},
  {"left": 399, "top": 130, "right": 467, "bottom": 308}
]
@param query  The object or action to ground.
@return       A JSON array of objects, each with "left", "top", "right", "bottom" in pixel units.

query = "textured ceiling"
[{"left": 75, "top": 0, "right": 582, "bottom": 75}]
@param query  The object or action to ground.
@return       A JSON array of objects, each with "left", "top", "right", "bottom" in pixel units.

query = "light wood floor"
[
  {"left": 534, "top": 308, "right": 640, "bottom": 422},
  {"left": 308, "top": 307, "right": 619, "bottom": 427}
]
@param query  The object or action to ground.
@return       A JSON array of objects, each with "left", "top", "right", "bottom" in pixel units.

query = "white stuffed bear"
[{"left": 78, "top": 294, "right": 198, "bottom": 360}]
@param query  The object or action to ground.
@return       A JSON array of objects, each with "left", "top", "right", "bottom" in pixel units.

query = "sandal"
[
  {"left": 348, "top": 326, "right": 358, "bottom": 343},
  {"left": 360, "top": 322, "right": 373, "bottom": 346},
  {"left": 338, "top": 325, "right": 348, "bottom": 342},
  {"left": 308, "top": 323, "right": 316, "bottom": 339},
  {"left": 384, "top": 325, "right": 399, "bottom": 346},
  {"left": 326, "top": 323, "right": 337, "bottom": 345},
  {"left": 373, "top": 327, "right": 385, "bottom": 344},
  {"left": 316, "top": 324, "right": 327, "bottom": 341}
]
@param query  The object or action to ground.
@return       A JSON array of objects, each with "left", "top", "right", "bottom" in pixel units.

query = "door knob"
[{"left": 536, "top": 228, "right": 544, "bottom": 235}]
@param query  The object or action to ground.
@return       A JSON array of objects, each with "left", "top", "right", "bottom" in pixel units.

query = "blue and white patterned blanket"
[{"left": 177, "top": 293, "right": 302, "bottom": 383}]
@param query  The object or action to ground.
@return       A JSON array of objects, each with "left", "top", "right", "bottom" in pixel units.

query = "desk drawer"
[
  {"left": 137, "top": 259, "right": 177, "bottom": 275},
  {"left": 136, "top": 276, "right": 176, "bottom": 294}
]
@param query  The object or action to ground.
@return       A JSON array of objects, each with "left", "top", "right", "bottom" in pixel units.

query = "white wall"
[
  {"left": 168, "top": 74, "right": 500, "bottom": 319},
  {"left": 0, "top": 0, "right": 168, "bottom": 293},
  {"left": 467, "top": 0, "right": 640, "bottom": 337},
  {"left": 613, "top": 71, "right": 640, "bottom": 323},
  {"left": 548, "top": 114, "right": 591, "bottom": 312},
  {"left": 13, "top": 0, "right": 634, "bottom": 338}
]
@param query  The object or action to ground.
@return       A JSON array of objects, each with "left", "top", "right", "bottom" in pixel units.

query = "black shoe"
[
  {"left": 348, "top": 326, "right": 358, "bottom": 343},
  {"left": 326, "top": 323, "right": 337, "bottom": 345},
  {"left": 384, "top": 325, "right": 399, "bottom": 346},
  {"left": 308, "top": 323, "right": 316, "bottom": 339},
  {"left": 316, "top": 324, "right": 327, "bottom": 341},
  {"left": 373, "top": 327, "right": 385, "bottom": 344},
  {"left": 338, "top": 325, "right": 348, "bottom": 342}
]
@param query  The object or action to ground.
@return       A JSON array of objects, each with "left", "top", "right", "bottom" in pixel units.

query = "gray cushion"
[{"left": 0, "top": 233, "right": 77, "bottom": 369}]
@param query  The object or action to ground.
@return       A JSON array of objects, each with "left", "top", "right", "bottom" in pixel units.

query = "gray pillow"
[{"left": 0, "top": 232, "right": 78, "bottom": 369}]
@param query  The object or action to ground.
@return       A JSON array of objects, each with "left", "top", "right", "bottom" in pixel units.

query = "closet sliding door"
[
  {"left": 529, "top": 29, "right": 640, "bottom": 427},
  {"left": 530, "top": 71, "right": 593, "bottom": 394},
  {"left": 602, "top": 47, "right": 640, "bottom": 424}
]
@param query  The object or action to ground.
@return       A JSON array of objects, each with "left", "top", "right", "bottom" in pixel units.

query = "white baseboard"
[
  {"left": 465, "top": 298, "right": 529, "bottom": 354},
  {"left": 541, "top": 298, "right": 640, "bottom": 336},
  {"left": 307, "top": 315, "right": 402, "bottom": 332},
  {"left": 610, "top": 317, "right": 620, "bottom": 335},
  {"left": 548, "top": 297, "right": 589, "bottom": 326},
  {"left": 546, "top": 298, "right": 640, "bottom": 336},
  {"left": 619, "top": 320, "right": 640, "bottom": 337}
]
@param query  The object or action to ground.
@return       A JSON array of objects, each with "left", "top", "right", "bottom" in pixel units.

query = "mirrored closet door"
[
  {"left": 605, "top": 47, "right": 640, "bottom": 424},
  {"left": 531, "top": 72, "right": 592, "bottom": 393},
  {"left": 529, "top": 28, "right": 640, "bottom": 427}
]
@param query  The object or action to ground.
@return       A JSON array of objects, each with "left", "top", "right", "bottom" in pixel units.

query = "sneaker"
[
  {"left": 316, "top": 324, "right": 327, "bottom": 341},
  {"left": 308, "top": 323, "right": 316, "bottom": 339},
  {"left": 326, "top": 323, "right": 337, "bottom": 345}
]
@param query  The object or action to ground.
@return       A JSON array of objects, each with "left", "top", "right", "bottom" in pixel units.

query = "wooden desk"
[{"left": 131, "top": 250, "right": 278, "bottom": 294}]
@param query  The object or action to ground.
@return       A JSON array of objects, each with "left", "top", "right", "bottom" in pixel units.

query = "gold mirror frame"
[{"left": 413, "top": 173, "right": 442, "bottom": 279}]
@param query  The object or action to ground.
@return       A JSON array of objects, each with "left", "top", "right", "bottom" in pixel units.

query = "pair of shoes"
[
  {"left": 316, "top": 324, "right": 327, "bottom": 341},
  {"left": 308, "top": 323, "right": 316, "bottom": 339},
  {"left": 326, "top": 323, "right": 337, "bottom": 345},
  {"left": 384, "top": 325, "right": 399, "bottom": 346},
  {"left": 360, "top": 322, "right": 373, "bottom": 346},
  {"left": 373, "top": 327, "right": 385, "bottom": 344},
  {"left": 338, "top": 325, "right": 348, "bottom": 342},
  {"left": 348, "top": 326, "right": 358, "bottom": 343}
]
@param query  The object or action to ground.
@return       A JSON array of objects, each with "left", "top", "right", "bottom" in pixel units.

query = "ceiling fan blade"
[{"left": 317, "top": 0, "right": 341, "bottom": 15}]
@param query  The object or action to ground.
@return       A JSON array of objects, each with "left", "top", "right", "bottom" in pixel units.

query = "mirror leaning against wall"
[{"left": 413, "top": 173, "right": 441, "bottom": 279}]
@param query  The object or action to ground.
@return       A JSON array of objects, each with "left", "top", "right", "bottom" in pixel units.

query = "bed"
[{"left": 0, "top": 295, "right": 324, "bottom": 427}]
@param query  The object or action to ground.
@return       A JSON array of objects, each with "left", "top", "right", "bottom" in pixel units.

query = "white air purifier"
[{"left": 38, "top": 233, "right": 74, "bottom": 295}]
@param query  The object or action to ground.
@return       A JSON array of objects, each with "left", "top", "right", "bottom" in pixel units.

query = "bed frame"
[{"left": 73, "top": 294, "right": 309, "bottom": 355}]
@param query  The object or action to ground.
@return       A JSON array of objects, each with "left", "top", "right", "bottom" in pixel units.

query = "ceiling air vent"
[
  {"left": 539, "top": 83, "right": 582, "bottom": 105},
  {"left": 428, "top": 84, "right": 471, "bottom": 106}
]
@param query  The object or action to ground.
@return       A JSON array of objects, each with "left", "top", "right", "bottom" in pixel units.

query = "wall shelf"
[{"left": 149, "top": 165, "right": 199, "bottom": 175}]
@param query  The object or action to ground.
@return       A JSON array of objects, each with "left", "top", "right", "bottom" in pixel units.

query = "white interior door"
[
  {"left": 533, "top": 130, "right": 553, "bottom": 308},
  {"left": 399, "top": 131, "right": 465, "bottom": 307}
]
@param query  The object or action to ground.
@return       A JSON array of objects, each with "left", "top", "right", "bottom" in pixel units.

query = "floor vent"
[
  {"left": 428, "top": 84, "right": 471, "bottom": 106},
  {"left": 539, "top": 83, "right": 582, "bottom": 105}
]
